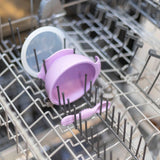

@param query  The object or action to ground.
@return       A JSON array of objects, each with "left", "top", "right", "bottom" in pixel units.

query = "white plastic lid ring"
[{"left": 21, "top": 26, "right": 65, "bottom": 78}]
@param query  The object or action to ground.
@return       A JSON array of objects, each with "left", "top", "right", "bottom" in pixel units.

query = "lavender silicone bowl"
[{"left": 38, "top": 49, "right": 101, "bottom": 105}]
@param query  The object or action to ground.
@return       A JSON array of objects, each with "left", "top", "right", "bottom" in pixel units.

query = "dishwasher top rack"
[{"left": 0, "top": 0, "right": 160, "bottom": 160}]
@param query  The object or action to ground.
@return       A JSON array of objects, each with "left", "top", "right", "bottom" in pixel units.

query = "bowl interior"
[{"left": 52, "top": 63, "right": 96, "bottom": 104}]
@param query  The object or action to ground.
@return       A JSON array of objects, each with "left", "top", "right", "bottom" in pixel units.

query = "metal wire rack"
[
  {"left": 0, "top": 0, "right": 160, "bottom": 159},
  {"left": 128, "top": 0, "right": 160, "bottom": 28}
]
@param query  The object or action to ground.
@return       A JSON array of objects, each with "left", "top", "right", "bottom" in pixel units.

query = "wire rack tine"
[
  {"left": 73, "top": 105, "right": 77, "bottom": 129},
  {"left": 16, "top": 27, "right": 22, "bottom": 48},
  {"left": 8, "top": 18, "right": 16, "bottom": 45}
]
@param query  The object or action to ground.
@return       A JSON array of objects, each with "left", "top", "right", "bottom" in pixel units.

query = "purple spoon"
[{"left": 61, "top": 101, "right": 111, "bottom": 126}]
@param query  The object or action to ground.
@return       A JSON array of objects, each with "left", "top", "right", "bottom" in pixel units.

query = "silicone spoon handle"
[{"left": 61, "top": 101, "right": 111, "bottom": 126}]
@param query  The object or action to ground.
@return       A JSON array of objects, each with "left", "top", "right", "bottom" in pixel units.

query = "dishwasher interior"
[{"left": 0, "top": 0, "right": 160, "bottom": 160}]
